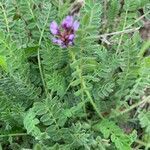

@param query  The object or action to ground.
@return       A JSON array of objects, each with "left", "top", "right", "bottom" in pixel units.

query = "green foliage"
[
  {"left": 0, "top": 0, "right": 149, "bottom": 149},
  {"left": 104, "top": 0, "right": 150, "bottom": 31},
  {"left": 94, "top": 119, "right": 137, "bottom": 150},
  {"left": 107, "top": 0, "right": 120, "bottom": 22},
  {"left": 0, "top": 92, "right": 24, "bottom": 127},
  {"left": 41, "top": 44, "right": 69, "bottom": 96},
  {"left": 33, "top": 96, "right": 67, "bottom": 127},
  {"left": 0, "top": 31, "right": 28, "bottom": 75},
  {"left": 138, "top": 110, "right": 150, "bottom": 134},
  {"left": 124, "top": 0, "right": 150, "bottom": 11},
  {"left": 24, "top": 109, "right": 42, "bottom": 139}
]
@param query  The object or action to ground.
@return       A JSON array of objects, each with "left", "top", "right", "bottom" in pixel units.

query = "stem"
[
  {"left": 60, "top": 77, "right": 75, "bottom": 100},
  {"left": 0, "top": 133, "right": 27, "bottom": 138},
  {"left": 125, "top": 10, "right": 150, "bottom": 29},
  {"left": 70, "top": 51, "right": 86, "bottom": 114},
  {"left": 104, "top": 0, "right": 107, "bottom": 22},
  {"left": 37, "top": 6, "right": 51, "bottom": 96},
  {"left": 85, "top": 10, "right": 149, "bottom": 41},
  {"left": 85, "top": 27, "right": 140, "bottom": 39},
  {"left": 116, "top": 10, "right": 128, "bottom": 54},
  {"left": 37, "top": 49, "right": 47, "bottom": 95},
  {"left": 111, "top": 96, "right": 150, "bottom": 118},
  {"left": 83, "top": 81, "right": 104, "bottom": 119},
  {"left": 117, "top": 35, "right": 130, "bottom": 102},
  {"left": 26, "top": 0, "right": 42, "bottom": 34},
  {"left": 25, "top": 0, "right": 50, "bottom": 96},
  {"left": 0, "top": 3, "right": 10, "bottom": 33},
  {"left": 135, "top": 139, "right": 150, "bottom": 148},
  {"left": 70, "top": 51, "right": 104, "bottom": 119}
]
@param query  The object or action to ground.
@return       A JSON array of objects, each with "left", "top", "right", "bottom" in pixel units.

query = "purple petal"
[
  {"left": 62, "top": 16, "right": 74, "bottom": 29},
  {"left": 73, "top": 21, "right": 79, "bottom": 31},
  {"left": 50, "top": 21, "right": 59, "bottom": 35},
  {"left": 52, "top": 38, "right": 63, "bottom": 46},
  {"left": 61, "top": 44, "right": 67, "bottom": 48},
  {"left": 68, "top": 41, "right": 73, "bottom": 46},
  {"left": 68, "top": 34, "right": 75, "bottom": 41}
]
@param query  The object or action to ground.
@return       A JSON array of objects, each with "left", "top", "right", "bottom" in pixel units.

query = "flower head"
[{"left": 50, "top": 16, "right": 79, "bottom": 48}]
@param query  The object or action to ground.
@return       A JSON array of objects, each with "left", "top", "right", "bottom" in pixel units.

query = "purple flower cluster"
[{"left": 50, "top": 16, "right": 79, "bottom": 48}]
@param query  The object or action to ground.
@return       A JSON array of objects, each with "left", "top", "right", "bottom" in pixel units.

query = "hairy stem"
[
  {"left": 37, "top": 6, "right": 51, "bottom": 96},
  {"left": 70, "top": 51, "right": 104, "bottom": 119},
  {"left": 111, "top": 96, "right": 150, "bottom": 118},
  {"left": 116, "top": 10, "right": 128, "bottom": 54},
  {"left": 0, "top": 133, "right": 27, "bottom": 138},
  {"left": 0, "top": 2, "right": 10, "bottom": 33}
]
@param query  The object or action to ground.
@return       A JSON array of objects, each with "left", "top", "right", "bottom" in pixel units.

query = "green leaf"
[
  {"left": 138, "top": 110, "right": 150, "bottom": 134},
  {"left": 93, "top": 119, "right": 136, "bottom": 150},
  {"left": 23, "top": 109, "right": 43, "bottom": 140}
]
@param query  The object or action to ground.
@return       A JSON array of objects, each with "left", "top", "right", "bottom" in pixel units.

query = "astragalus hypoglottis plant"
[{"left": 0, "top": 0, "right": 150, "bottom": 149}]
